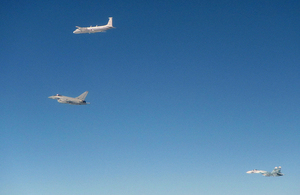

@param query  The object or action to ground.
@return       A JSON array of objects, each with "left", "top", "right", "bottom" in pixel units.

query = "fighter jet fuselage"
[
  {"left": 73, "top": 17, "right": 114, "bottom": 34},
  {"left": 262, "top": 172, "right": 284, "bottom": 177},
  {"left": 49, "top": 91, "right": 90, "bottom": 105}
]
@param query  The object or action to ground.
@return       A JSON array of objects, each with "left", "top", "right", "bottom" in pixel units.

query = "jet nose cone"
[
  {"left": 246, "top": 171, "right": 252, "bottom": 174},
  {"left": 48, "top": 96, "right": 55, "bottom": 99}
]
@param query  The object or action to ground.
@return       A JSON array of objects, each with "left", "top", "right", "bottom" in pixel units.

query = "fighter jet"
[
  {"left": 73, "top": 17, "right": 114, "bottom": 34},
  {"left": 48, "top": 91, "right": 90, "bottom": 105},
  {"left": 247, "top": 166, "right": 284, "bottom": 177}
]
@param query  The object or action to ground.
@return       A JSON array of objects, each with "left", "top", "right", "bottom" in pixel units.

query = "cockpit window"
[{"left": 56, "top": 94, "right": 62, "bottom": 96}]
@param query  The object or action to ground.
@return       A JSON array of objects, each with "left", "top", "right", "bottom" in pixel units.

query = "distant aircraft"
[
  {"left": 247, "top": 166, "right": 284, "bottom": 177},
  {"left": 48, "top": 91, "right": 90, "bottom": 105},
  {"left": 73, "top": 17, "right": 114, "bottom": 34}
]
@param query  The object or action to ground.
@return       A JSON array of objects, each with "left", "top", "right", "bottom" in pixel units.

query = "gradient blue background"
[{"left": 1, "top": 0, "right": 300, "bottom": 194}]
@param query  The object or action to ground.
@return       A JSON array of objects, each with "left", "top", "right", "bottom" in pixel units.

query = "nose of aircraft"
[
  {"left": 48, "top": 96, "right": 55, "bottom": 99},
  {"left": 246, "top": 170, "right": 253, "bottom": 174}
]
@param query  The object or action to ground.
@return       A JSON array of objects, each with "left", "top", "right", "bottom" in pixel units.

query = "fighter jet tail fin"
[
  {"left": 107, "top": 17, "right": 113, "bottom": 27},
  {"left": 77, "top": 91, "right": 88, "bottom": 100}
]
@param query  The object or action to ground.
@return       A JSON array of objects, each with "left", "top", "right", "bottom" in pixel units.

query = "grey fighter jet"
[
  {"left": 48, "top": 91, "right": 90, "bottom": 105},
  {"left": 247, "top": 166, "right": 284, "bottom": 177},
  {"left": 73, "top": 17, "right": 114, "bottom": 34}
]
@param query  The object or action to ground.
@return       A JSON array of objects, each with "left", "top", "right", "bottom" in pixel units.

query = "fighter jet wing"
[{"left": 271, "top": 166, "right": 281, "bottom": 174}]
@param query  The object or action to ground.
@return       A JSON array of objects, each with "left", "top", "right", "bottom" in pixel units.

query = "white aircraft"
[
  {"left": 247, "top": 166, "right": 284, "bottom": 177},
  {"left": 48, "top": 91, "right": 90, "bottom": 105},
  {"left": 73, "top": 17, "right": 114, "bottom": 34}
]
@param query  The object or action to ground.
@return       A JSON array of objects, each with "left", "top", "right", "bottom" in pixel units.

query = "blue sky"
[{"left": 1, "top": 0, "right": 300, "bottom": 194}]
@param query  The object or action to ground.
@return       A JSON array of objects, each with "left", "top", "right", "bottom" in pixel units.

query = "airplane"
[
  {"left": 73, "top": 17, "right": 114, "bottom": 34},
  {"left": 246, "top": 166, "right": 284, "bottom": 177},
  {"left": 48, "top": 91, "right": 90, "bottom": 105}
]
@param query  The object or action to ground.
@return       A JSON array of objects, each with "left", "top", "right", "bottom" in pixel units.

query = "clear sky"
[{"left": 1, "top": 0, "right": 300, "bottom": 194}]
